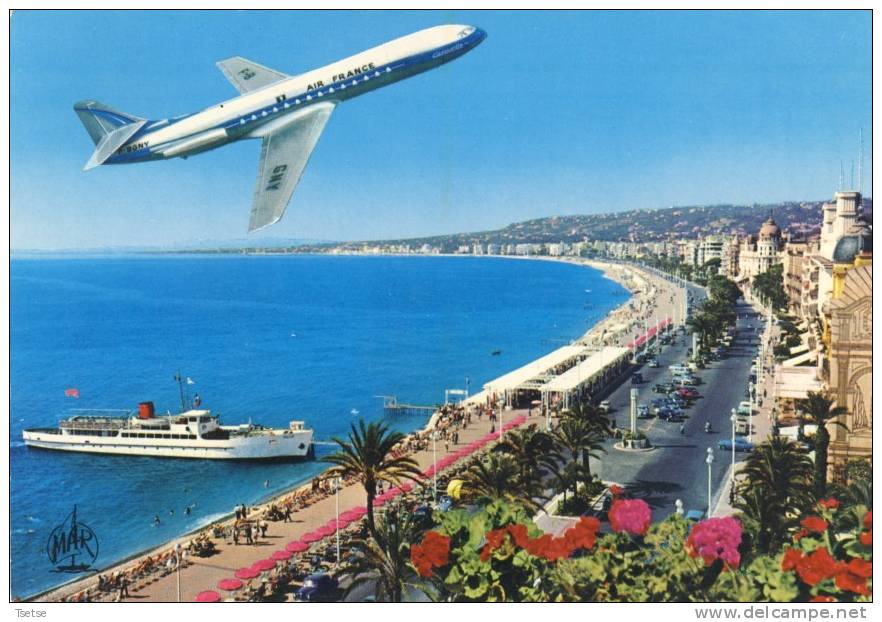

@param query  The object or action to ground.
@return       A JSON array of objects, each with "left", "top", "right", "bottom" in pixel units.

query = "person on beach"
[
  {"left": 245, "top": 524, "right": 253, "bottom": 545},
  {"left": 260, "top": 520, "right": 268, "bottom": 538},
  {"left": 233, "top": 525, "right": 240, "bottom": 545},
  {"left": 284, "top": 505, "right": 291, "bottom": 523},
  {"left": 118, "top": 575, "right": 129, "bottom": 600}
]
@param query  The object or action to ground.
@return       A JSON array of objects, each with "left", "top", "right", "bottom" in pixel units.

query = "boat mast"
[{"left": 173, "top": 372, "right": 187, "bottom": 413}]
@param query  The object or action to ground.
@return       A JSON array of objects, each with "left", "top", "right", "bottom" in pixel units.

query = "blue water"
[{"left": 9, "top": 254, "right": 628, "bottom": 597}]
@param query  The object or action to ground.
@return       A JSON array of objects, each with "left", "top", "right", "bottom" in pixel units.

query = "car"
[
  {"left": 631, "top": 373, "right": 644, "bottom": 384},
  {"left": 677, "top": 387, "right": 699, "bottom": 399},
  {"left": 637, "top": 404, "right": 651, "bottom": 419},
  {"left": 598, "top": 400, "right": 611, "bottom": 412},
  {"left": 657, "top": 407, "right": 685, "bottom": 422},
  {"left": 647, "top": 359, "right": 659, "bottom": 368},
  {"left": 718, "top": 438, "right": 755, "bottom": 452},
  {"left": 654, "top": 383, "right": 674, "bottom": 394},
  {"left": 296, "top": 573, "right": 341, "bottom": 602},
  {"left": 737, "top": 401, "right": 752, "bottom": 416},
  {"left": 669, "top": 364, "right": 689, "bottom": 373}
]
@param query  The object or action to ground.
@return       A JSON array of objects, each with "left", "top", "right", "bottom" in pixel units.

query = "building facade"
[{"left": 737, "top": 216, "right": 785, "bottom": 280}]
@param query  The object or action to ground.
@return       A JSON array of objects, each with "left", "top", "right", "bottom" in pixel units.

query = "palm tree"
[
  {"left": 460, "top": 452, "right": 544, "bottom": 512},
  {"left": 796, "top": 391, "right": 849, "bottom": 499},
  {"left": 338, "top": 509, "right": 424, "bottom": 602},
  {"left": 323, "top": 419, "right": 423, "bottom": 538},
  {"left": 493, "top": 424, "right": 559, "bottom": 483},
  {"left": 734, "top": 437, "right": 813, "bottom": 554},
  {"left": 687, "top": 312, "right": 714, "bottom": 351},
  {"left": 551, "top": 415, "right": 606, "bottom": 494}
]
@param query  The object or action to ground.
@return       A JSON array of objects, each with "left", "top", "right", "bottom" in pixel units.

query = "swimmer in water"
[
  {"left": 184, "top": 507, "right": 191, "bottom": 516},
  {"left": 153, "top": 515, "right": 161, "bottom": 526}
]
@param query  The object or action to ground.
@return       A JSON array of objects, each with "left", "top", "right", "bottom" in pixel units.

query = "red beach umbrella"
[
  {"left": 372, "top": 497, "right": 387, "bottom": 507},
  {"left": 286, "top": 540, "right": 309, "bottom": 553},
  {"left": 271, "top": 550, "right": 292, "bottom": 561},
  {"left": 339, "top": 510, "right": 361, "bottom": 521},
  {"left": 301, "top": 531, "right": 322, "bottom": 543},
  {"left": 352, "top": 505, "right": 367, "bottom": 515},
  {"left": 194, "top": 590, "right": 222, "bottom": 602},
  {"left": 234, "top": 567, "right": 260, "bottom": 580},
  {"left": 399, "top": 482, "right": 414, "bottom": 492},
  {"left": 252, "top": 558, "right": 277, "bottom": 572},
  {"left": 217, "top": 578, "right": 243, "bottom": 591},
  {"left": 316, "top": 524, "right": 336, "bottom": 537}
]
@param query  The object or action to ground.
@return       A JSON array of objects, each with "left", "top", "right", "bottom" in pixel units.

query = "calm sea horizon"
[{"left": 9, "top": 253, "right": 629, "bottom": 598}]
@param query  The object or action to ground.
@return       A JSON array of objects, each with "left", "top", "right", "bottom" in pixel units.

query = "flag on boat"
[
  {"left": 64, "top": 388, "right": 80, "bottom": 398},
  {"left": 186, "top": 377, "right": 195, "bottom": 385}
]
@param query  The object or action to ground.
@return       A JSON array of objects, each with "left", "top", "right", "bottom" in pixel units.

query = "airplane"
[{"left": 74, "top": 24, "right": 486, "bottom": 232}]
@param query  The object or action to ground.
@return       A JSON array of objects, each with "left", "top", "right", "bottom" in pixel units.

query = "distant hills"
[{"left": 345, "top": 198, "right": 874, "bottom": 250}]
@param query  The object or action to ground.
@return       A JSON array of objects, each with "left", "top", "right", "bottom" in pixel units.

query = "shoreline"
[{"left": 26, "top": 256, "right": 680, "bottom": 603}]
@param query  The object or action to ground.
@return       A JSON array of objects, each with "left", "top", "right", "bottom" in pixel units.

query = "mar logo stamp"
[{"left": 47, "top": 506, "right": 99, "bottom": 573}]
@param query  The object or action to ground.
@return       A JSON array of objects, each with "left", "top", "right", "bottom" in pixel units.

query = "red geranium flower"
[
  {"left": 859, "top": 530, "right": 872, "bottom": 546},
  {"left": 810, "top": 595, "right": 837, "bottom": 603},
  {"left": 801, "top": 515, "right": 829, "bottom": 534},
  {"left": 835, "top": 558, "right": 872, "bottom": 596},
  {"left": 795, "top": 547, "right": 839, "bottom": 586},
  {"left": 818, "top": 498, "right": 840, "bottom": 510},
  {"left": 863, "top": 511, "right": 872, "bottom": 530},
  {"left": 782, "top": 547, "right": 803, "bottom": 571},
  {"left": 411, "top": 531, "right": 451, "bottom": 576},
  {"left": 507, "top": 523, "right": 530, "bottom": 548},
  {"left": 609, "top": 498, "right": 652, "bottom": 536}
]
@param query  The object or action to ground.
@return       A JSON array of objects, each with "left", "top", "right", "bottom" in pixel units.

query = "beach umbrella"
[
  {"left": 399, "top": 482, "right": 414, "bottom": 492},
  {"left": 339, "top": 510, "right": 361, "bottom": 521},
  {"left": 286, "top": 540, "right": 309, "bottom": 553},
  {"left": 351, "top": 505, "right": 367, "bottom": 515},
  {"left": 252, "top": 558, "right": 277, "bottom": 572},
  {"left": 217, "top": 578, "right": 243, "bottom": 591},
  {"left": 372, "top": 497, "right": 387, "bottom": 507},
  {"left": 195, "top": 590, "right": 221, "bottom": 603},
  {"left": 271, "top": 550, "right": 293, "bottom": 561},
  {"left": 316, "top": 524, "right": 336, "bottom": 538},
  {"left": 234, "top": 567, "right": 260, "bottom": 580},
  {"left": 301, "top": 531, "right": 322, "bottom": 543}
]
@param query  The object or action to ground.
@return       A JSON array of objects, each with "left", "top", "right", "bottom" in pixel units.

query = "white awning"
[
  {"left": 483, "top": 345, "right": 586, "bottom": 394},
  {"left": 782, "top": 350, "right": 816, "bottom": 367},
  {"left": 789, "top": 343, "right": 809, "bottom": 355},
  {"left": 773, "top": 366, "right": 823, "bottom": 398},
  {"left": 543, "top": 347, "right": 630, "bottom": 393}
]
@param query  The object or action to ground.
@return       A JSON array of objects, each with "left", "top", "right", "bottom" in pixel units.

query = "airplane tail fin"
[{"left": 73, "top": 101, "right": 147, "bottom": 170}]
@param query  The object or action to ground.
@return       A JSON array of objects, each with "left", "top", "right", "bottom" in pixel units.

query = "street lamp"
[
  {"left": 729, "top": 409, "right": 737, "bottom": 488},
  {"left": 175, "top": 542, "right": 188, "bottom": 603},
  {"left": 706, "top": 447, "right": 714, "bottom": 517},
  {"left": 748, "top": 385, "right": 755, "bottom": 443},
  {"left": 675, "top": 499, "right": 684, "bottom": 516},
  {"left": 334, "top": 476, "right": 342, "bottom": 566},
  {"left": 431, "top": 430, "right": 438, "bottom": 503}
]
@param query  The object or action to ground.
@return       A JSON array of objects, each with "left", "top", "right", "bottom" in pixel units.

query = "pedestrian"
[
  {"left": 119, "top": 575, "right": 129, "bottom": 599},
  {"left": 284, "top": 505, "right": 291, "bottom": 523},
  {"left": 233, "top": 525, "right": 240, "bottom": 545},
  {"left": 245, "top": 524, "right": 253, "bottom": 545},
  {"left": 261, "top": 520, "right": 268, "bottom": 538}
]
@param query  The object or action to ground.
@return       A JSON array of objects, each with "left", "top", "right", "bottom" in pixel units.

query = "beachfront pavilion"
[
  {"left": 540, "top": 346, "right": 631, "bottom": 411},
  {"left": 483, "top": 345, "right": 587, "bottom": 409}
]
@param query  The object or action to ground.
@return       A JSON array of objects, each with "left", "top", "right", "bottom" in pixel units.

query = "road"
[{"left": 596, "top": 282, "right": 762, "bottom": 518}]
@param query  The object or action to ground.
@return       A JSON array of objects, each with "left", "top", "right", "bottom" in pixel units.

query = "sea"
[{"left": 9, "top": 254, "right": 629, "bottom": 598}]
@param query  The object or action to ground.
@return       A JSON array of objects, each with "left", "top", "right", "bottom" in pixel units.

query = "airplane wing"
[
  {"left": 216, "top": 56, "right": 289, "bottom": 94},
  {"left": 248, "top": 102, "right": 335, "bottom": 232}
]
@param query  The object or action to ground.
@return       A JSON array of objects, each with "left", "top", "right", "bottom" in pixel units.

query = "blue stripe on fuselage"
[{"left": 105, "top": 28, "right": 485, "bottom": 165}]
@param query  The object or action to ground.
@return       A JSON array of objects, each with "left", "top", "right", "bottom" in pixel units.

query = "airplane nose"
[{"left": 472, "top": 27, "right": 487, "bottom": 45}]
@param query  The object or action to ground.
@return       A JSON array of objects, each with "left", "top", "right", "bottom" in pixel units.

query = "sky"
[{"left": 10, "top": 9, "right": 872, "bottom": 249}]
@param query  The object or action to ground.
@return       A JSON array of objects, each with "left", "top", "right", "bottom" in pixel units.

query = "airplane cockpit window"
[{"left": 458, "top": 26, "right": 475, "bottom": 38}]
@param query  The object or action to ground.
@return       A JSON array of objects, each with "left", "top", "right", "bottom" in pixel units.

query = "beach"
[{"left": 29, "top": 257, "right": 685, "bottom": 603}]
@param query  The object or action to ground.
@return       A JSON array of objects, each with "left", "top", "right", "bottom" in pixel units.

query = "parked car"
[
  {"left": 296, "top": 573, "right": 341, "bottom": 602},
  {"left": 737, "top": 401, "right": 752, "bottom": 416},
  {"left": 647, "top": 359, "right": 659, "bottom": 368},
  {"left": 631, "top": 373, "right": 644, "bottom": 384},
  {"left": 657, "top": 407, "right": 685, "bottom": 422},
  {"left": 599, "top": 400, "right": 611, "bottom": 413},
  {"left": 654, "top": 383, "right": 674, "bottom": 394},
  {"left": 719, "top": 438, "right": 755, "bottom": 452},
  {"left": 673, "top": 377, "right": 698, "bottom": 387},
  {"left": 677, "top": 387, "right": 699, "bottom": 400},
  {"left": 637, "top": 404, "right": 651, "bottom": 419}
]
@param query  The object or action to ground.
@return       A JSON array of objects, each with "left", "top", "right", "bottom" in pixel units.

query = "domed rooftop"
[
  {"left": 832, "top": 220, "right": 873, "bottom": 264},
  {"left": 759, "top": 217, "right": 781, "bottom": 239}
]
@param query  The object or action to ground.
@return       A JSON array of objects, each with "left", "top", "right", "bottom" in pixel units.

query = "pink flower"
[
  {"left": 686, "top": 517, "right": 743, "bottom": 568},
  {"left": 608, "top": 498, "right": 652, "bottom": 536}
]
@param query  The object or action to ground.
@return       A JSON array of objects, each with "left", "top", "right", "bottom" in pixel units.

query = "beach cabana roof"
[
  {"left": 773, "top": 365, "right": 823, "bottom": 398},
  {"left": 483, "top": 345, "right": 586, "bottom": 393},
  {"left": 543, "top": 347, "right": 631, "bottom": 393}
]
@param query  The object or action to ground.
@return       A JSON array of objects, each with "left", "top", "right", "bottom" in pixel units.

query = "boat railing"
[{"left": 61, "top": 418, "right": 129, "bottom": 431}]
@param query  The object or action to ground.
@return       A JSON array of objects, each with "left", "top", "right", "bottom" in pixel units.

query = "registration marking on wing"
[{"left": 265, "top": 164, "right": 288, "bottom": 191}]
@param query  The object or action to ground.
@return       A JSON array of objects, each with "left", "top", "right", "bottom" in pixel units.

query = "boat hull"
[{"left": 22, "top": 429, "right": 313, "bottom": 460}]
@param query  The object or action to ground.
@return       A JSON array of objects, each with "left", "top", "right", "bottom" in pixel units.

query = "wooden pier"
[{"left": 375, "top": 395, "right": 437, "bottom": 417}]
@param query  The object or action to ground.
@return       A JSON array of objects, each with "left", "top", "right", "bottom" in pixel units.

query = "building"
[
  {"left": 820, "top": 220, "right": 872, "bottom": 481},
  {"left": 696, "top": 235, "right": 730, "bottom": 275},
  {"left": 782, "top": 239, "right": 813, "bottom": 317},
  {"left": 737, "top": 215, "right": 785, "bottom": 281}
]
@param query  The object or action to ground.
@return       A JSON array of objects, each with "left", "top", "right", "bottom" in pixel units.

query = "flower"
[
  {"left": 609, "top": 484, "right": 624, "bottom": 497},
  {"left": 794, "top": 547, "right": 839, "bottom": 586},
  {"left": 411, "top": 531, "right": 451, "bottom": 577},
  {"left": 863, "top": 511, "right": 872, "bottom": 530},
  {"left": 609, "top": 498, "right": 652, "bottom": 536},
  {"left": 859, "top": 530, "right": 872, "bottom": 546},
  {"left": 818, "top": 498, "right": 840, "bottom": 510},
  {"left": 782, "top": 547, "right": 803, "bottom": 571},
  {"left": 507, "top": 523, "right": 530, "bottom": 548},
  {"left": 810, "top": 595, "right": 837, "bottom": 602},
  {"left": 835, "top": 558, "right": 872, "bottom": 596},
  {"left": 686, "top": 517, "right": 743, "bottom": 568},
  {"left": 800, "top": 515, "right": 829, "bottom": 534}
]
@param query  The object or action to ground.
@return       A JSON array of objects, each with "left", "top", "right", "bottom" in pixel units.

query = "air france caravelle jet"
[{"left": 74, "top": 24, "right": 486, "bottom": 232}]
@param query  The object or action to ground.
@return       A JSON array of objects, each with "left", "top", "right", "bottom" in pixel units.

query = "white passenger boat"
[{"left": 22, "top": 401, "right": 313, "bottom": 460}]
